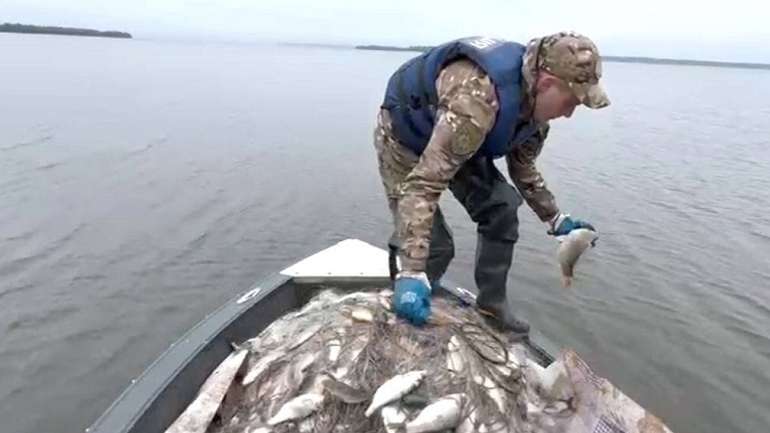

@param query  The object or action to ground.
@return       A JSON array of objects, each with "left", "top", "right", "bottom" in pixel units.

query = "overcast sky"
[{"left": 4, "top": 0, "right": 770, "bottom": 63}]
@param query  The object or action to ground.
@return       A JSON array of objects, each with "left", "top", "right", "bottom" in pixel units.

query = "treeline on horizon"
[
  {"left": 355, "top": 44, "right": 770, "bottom": 70},
  {"left": 0, "top": 23, "right": 131, "bottom": 39}
]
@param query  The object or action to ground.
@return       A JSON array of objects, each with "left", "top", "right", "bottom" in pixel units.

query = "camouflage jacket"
[{"left": 389, "top": 58, "right": 560, "bottom": 272}]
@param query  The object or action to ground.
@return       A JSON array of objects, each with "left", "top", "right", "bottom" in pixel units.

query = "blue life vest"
[{"left": 381, "top": 37, "right": 537, "bottom": 158}]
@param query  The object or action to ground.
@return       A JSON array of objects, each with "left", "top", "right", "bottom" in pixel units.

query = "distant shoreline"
[
  {"left": 355, "top": 45, "right": 770, "bottom": 71},
  {"left": 0, "top": 23, "right": 132, "bottom": 39},
  {"left": 356, "top": 44, "right": 431, "bottom": 53}
]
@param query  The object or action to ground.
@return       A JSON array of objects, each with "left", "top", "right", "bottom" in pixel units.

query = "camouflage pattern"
[
  {"left": 375, "top": 59, "right": 497, "bottom": 272},
  {"left": 523, "top": 31, "right": 610, "bottom": 109},
  {"left": 375, "top": 59, "right": 560, "bottom": 272},
  {"left": 505, "top": 123, "right": 560, "bottom": 222}
]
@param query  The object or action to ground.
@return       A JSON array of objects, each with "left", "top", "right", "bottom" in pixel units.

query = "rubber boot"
[
  {"left": 474, "top": 237, "right": 530, "bottom": 334},
  {"left": 425, "top": 207, "right": 454, "bottom": 298}
]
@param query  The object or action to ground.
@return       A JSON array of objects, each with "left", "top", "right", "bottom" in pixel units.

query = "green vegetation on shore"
[
  {"left": 355, "top": 44, "right": 770, "bottom": 71},
  {"left": 0, "top": 23, "right": 131, "bottom": 39}
]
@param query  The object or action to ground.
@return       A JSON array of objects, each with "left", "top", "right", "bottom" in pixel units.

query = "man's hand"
[
  {"left": 548, "top": 213, "right": 596, "bottom": 237},
  {"left": 393, "top": 272, "right": 432, "bottom": 326}
]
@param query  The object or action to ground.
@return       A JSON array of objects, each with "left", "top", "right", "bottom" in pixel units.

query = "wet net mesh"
[{"left": 209, "top": 288, "right": 532, "bottom": 433}]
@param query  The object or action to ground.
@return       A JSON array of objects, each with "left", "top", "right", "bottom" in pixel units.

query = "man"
[{"left": 374, "top": 32, "right": 609, "bottom": 333}]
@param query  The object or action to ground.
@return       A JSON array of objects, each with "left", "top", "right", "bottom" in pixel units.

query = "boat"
[{"left": 86, "top": 239, "right": 660, "bottom": 433}]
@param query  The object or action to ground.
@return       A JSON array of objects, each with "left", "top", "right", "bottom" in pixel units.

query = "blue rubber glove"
[
  {"left": 393, "top": 272, "right": 432, "bottom": 326},
  {"left": 548, "top": 213, "right": 596, "bottom": 237}
]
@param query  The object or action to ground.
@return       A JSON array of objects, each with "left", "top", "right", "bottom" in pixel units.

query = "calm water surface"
[{"left": 1, "top": 34, "right": 769, "bottom": 433}]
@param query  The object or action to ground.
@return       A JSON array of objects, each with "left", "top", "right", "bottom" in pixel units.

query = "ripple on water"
[{"left": 0, "top": 134, "right": 53, "bottom": 152}]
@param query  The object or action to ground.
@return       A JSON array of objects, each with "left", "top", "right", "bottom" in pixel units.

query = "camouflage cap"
[{"left": 533, "top": 31, "right": 610, "bottom": 109}]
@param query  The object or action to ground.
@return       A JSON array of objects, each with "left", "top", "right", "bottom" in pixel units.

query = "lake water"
[{"left": 1, "top": 33, "right": 769, "bottom": 433}]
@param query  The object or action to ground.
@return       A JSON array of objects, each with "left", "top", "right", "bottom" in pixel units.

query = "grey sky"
[{"left": 4, "top": 0, "right": 770, "bottom": 62}]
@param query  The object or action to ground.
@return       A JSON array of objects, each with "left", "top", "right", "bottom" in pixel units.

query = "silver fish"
[
  {"left": 242, "top": 350, "right": 284, "bottom": 386},
  {"left": 326, "top": 338, "right": 342, "bottom": 364},
  {"left": 405, "top": 393, "right": 467, "bottom": 433},
  {"left": 287, "top": 322, "right": 322, "bottom": 351},
  {"left": 381, "top": 403, "right": 408, "bottom": 433},
  {"left": 455, "top": 405, "right": 480, "bottom": 433},
  {"left": 165, "top": 349, "right": 247, "bottom": 433},
  {"left": 365, "top": 370, "right": 427, "bottom": 417},
  {"left": 473, "top": 375, "right": 506, "bottom": 413},
  {"left": 543, "top": 401, "right": 570, "bottom": 414},
  {"left": 337, "top": 291, "right": 380, "bottom": 305},
  {"left": 274, "top": 352, "right": 316, "bottom": 395},
  {"left": 349, "top": 307, "right": 374, "bottom": 323},
  {"left": 446, "top": 335, "right": 465, "bottom": 375},
  {"left": 267, "top": 392, "right": 325, "bottom": 425},
  {"left": 479, "top": 421, "right": 510, "bottom": 433},
  {"left": 261, "top": 352, "right": 318, "bottom": 417},
  {"left": 379, "top": 289, "right": 394, "bottom": 310},
  {"left": 556, "top": 228, "right": 598, "bottom": 287},
  {"left": 319, "top": 373, "right": 370, "bottom": 403},
  {"left": 330, "top": 335, "right": 367, "bottom": 381}
]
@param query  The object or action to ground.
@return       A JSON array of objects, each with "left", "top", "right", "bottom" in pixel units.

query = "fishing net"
[
  {"left": 209, "top": 288, "right": 529, "bottom": 433},
  {"left": 167, "top": 288, "right": 673, "bottom": 433}
]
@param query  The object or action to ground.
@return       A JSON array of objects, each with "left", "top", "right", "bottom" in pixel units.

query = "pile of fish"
[{"left": 165, "top": 288, "right": 673, "bottom": 433}]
